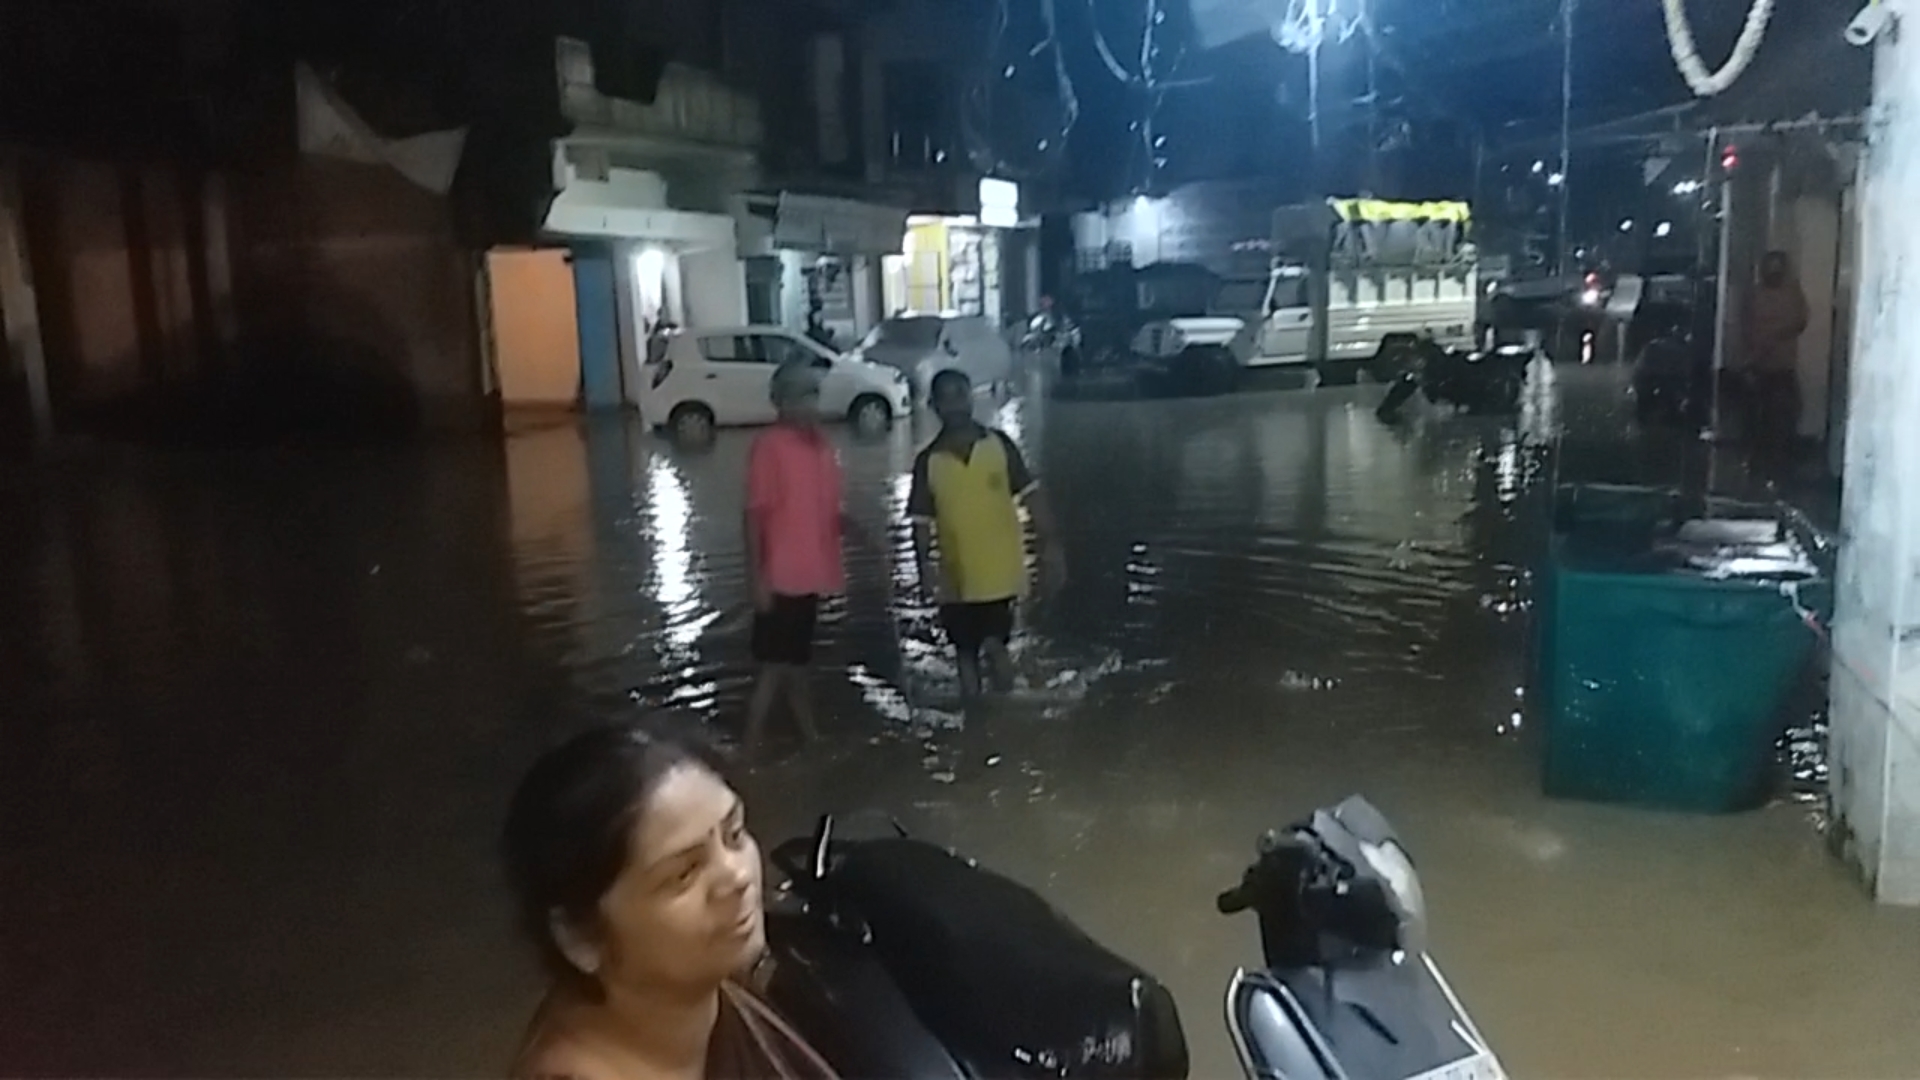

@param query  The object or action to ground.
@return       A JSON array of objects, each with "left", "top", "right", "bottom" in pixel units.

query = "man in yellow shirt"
[{"left": 908, "top": 369, "right": 1065, "bottom": 698}]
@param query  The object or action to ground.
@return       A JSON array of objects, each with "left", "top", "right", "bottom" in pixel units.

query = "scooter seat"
[{"left": 825, "top": 837, "right": 1189, "bottom": 1079}]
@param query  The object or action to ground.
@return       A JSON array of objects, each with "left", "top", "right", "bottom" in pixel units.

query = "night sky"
[{"left": 1006, "top": 0, "right": 1869, "bottom": 203}]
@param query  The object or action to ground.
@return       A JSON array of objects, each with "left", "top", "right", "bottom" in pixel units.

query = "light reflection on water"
[{"left": 644, "top": 452, "right": 707, "bottom": 658}]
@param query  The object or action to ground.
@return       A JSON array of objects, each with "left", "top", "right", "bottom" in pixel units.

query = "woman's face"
[{"left": 587, "top": 765, "right": 764, "bottom": 993}]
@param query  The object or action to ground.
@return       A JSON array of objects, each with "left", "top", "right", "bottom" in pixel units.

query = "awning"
[
  {"left": 296, "top": 63, "right": 467, "bottom": 195},
  {"left": 544, "top": 178, "right": 736, "bottom": 250},
  {"left": 771, "top": 192, "right": 908, "bottom": 255}
]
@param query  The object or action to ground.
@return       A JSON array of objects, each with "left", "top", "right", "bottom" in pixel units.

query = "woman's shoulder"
[
  {"left": 515, "top": 1042, "right": 616, "bottom": 1080},
  {"left": 512, "top": 1001, "right": 629, "bottom": 1080}
]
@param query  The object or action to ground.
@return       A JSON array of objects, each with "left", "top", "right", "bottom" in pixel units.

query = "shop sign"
[{"left": 979, "top": 177, "right": 1020, "bottom": 228}]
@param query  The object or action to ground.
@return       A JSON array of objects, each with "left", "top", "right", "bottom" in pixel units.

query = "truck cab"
[{"left": 1133, "top": 198, "right": 1479, "bottom": 383}]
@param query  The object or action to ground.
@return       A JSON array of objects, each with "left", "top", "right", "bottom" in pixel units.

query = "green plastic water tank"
[{"left": 1534, "top": 486, "right": 1824, "bottom": 813}]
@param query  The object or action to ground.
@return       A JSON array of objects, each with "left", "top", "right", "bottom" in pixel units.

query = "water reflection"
[{"left": 644, "top": 453, "right": 706, "bottom": 657}]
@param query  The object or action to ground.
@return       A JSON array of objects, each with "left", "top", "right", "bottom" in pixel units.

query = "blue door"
[{"left": 572, "top": 250, "right": 622, "bottom": 411}]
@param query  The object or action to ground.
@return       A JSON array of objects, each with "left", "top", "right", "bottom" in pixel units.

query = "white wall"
[
  {"left": 679, "top": 248, "right": 749, "bottom": 328},
  {"left": 777, "top": 250, "right": 809, "bottom": 330}
]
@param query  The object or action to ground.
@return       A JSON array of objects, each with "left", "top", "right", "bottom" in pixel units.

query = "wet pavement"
[{"left": 3, "top": 364, "right": 1917, "bottom": 1078}]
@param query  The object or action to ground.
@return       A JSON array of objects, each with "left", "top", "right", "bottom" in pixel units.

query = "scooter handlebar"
[{"left": 1217, "top": 886, "right": 1252, "bottom": 915}]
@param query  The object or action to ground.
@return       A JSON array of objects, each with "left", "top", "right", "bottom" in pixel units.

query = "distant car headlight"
[{"left": 1580, "top": 288, "right": 1602, "bottom": 307}]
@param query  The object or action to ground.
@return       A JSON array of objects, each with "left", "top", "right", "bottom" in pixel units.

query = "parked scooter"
[
  {"left": 1217, "top": 797, "right": 1507, "bottom": 1080},
  {"left": 762, "top": 815, "right": 1191, "bottom": 1079}
]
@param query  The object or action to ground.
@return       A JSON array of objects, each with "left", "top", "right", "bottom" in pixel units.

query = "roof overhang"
[{"left": 543, "top": 177, "right": 736, "bottom": 249}]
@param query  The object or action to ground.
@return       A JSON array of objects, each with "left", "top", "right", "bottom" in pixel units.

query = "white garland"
[{"left": 1661, "top": 0, "right": 1775, "bottom": 96}]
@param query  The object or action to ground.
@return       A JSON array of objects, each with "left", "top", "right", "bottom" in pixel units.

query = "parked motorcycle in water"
[
  {"left": 762, "top": 815, "right": 1191, "bottom": 1079},
  {"left": 1372, "top": 333, "right": 1532, "bottom": 421},
  {"left": 762, "top": 799, "right": 1502, "bottom": 1080},
  {"left": 1217, "top": 797, "right": 1507, "bottom": 1080}
]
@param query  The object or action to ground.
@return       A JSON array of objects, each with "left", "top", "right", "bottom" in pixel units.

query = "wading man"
[
  {"left": 908, "top": 369, "right": 1065, "bottom": 699},
  {"left": 743, "top": 361, "right": 848, "bottom": 759}
]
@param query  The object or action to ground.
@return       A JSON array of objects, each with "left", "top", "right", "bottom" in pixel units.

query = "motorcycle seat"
[{"left": 825, "top": 837, "right": 1189, "bottom": 1079}]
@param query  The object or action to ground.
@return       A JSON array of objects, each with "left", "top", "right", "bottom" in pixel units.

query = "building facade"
[{"left": 0, "top": 0, "right": 1051, "bottom": 435}]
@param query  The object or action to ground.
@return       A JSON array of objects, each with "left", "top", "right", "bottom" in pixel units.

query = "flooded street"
[{"left": 4, "top": 365, "right": 1918, "bottom": 1078}]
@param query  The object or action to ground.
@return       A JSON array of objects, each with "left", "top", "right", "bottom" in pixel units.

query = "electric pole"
[
  {"left": 1557, "top": 0, "right": 1575, "bottom": 275},
  {"left": 1305, "top": 0, "right": 1331, "bottom": 372}
]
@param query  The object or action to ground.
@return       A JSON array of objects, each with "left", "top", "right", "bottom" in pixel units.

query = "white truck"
[{"left": 1133, "top": 198, "right": 1478, "bottom": 387}]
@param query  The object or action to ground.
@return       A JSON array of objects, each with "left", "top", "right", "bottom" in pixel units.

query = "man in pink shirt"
[{"left": 743, "top": 361, "right": 849, "bottom": 759}]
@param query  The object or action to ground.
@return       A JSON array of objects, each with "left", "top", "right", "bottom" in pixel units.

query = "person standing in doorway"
[
  {"left": 743, "top": 361, "right": 847, "bottom": 760},
  {"left": 1744, "top": 250, "right": 1809, "bottom": 466},
  {"left": 908, "top": 369, "right": 1065, "bottom": 699}
]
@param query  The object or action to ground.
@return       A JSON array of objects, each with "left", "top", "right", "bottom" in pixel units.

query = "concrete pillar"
[
  {"left": 1026, "top": 237, "right": 1042, "bottom": 312},
  {"left": 850, "top": 255, "right": 878, "bottom": 339},
  {"left": 0, "top": 161, "right": 52, "bottom": 443},
  {"left": 612, "top": 243, "right": 643, "bottom": 409},
  {"left": 1830, "top": 9, "right": 1920, "bottom": 906}
]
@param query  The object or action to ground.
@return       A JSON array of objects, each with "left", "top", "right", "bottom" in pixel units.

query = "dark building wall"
[
  {"left": 1, "top": 0, "right": 504, "bottom": 439},
  {"left": 229, "top": 158, "right": 484, "bottom": 429},
  {"left": 15, "top": 150, "right": 484, "bottom": 438}
]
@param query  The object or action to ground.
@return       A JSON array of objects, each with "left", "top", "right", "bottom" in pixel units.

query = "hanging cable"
[
  {"left": 1040, "top": 0, "right": 1080, "bottom": 136},
  {"left": 960, "top": 0, "right": 1076, "bottom": 179},
  {"left": 1660, "top": 0, "right": 1774, "bottom": 97},
  {"left": 1086, "top": 0, "right": 1139, "bottom": 83}
]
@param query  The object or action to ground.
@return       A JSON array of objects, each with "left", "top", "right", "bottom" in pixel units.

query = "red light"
[
  {"left": 1721, "top": 146, "right": 1740, "bottom": 171},
  {"left": 1585, "top": 272, "right": 1600, "bottom": 287}
]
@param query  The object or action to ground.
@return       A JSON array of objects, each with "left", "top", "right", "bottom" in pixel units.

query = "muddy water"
[{"left": 2, "top": 366, "right": 1916, "bottom": 1078}]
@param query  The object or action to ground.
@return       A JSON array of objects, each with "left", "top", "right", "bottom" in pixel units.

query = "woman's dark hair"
[{"left": 501, "top": 723, "right": 730, "bottom": 983}]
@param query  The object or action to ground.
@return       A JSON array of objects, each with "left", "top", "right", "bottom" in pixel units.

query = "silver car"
[{"left": 847, "top": 314, "right": 1015, "bottom": 404}]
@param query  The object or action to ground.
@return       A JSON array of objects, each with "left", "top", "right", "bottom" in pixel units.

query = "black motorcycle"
[
  {"left": 762, "top": 816, "right": 1191, "bottom": 1079},
  {"left": 1372, "top": 334, "right": 1532, "bottom": 421}
]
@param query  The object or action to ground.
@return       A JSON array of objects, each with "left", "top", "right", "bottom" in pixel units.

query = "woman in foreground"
[{"left": 502, "top": 724, "right": 837, "bottom": 1080}]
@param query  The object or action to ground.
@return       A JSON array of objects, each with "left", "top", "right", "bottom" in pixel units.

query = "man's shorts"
[
  {"left": 939, "top": 598, "right": 1015, "bottom": 655},
  {"left": 752, "top": 594, "right": 821, "bottom": 665}
]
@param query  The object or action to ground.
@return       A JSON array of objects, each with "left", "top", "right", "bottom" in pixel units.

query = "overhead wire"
[
  {"left": 1086, "top": 0, "right": 1138, "bottom": 83},
  {"left": 960, "top": 0, "right": 1076, "bottom": 179}
]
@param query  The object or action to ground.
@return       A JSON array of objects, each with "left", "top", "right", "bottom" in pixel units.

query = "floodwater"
[{"left": 2, "top": 365, "right": 1916, "bottom": 1079}]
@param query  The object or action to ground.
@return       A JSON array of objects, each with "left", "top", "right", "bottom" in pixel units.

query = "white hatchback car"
[
  {"left": 848, "top": 314, "right": 1015, "bottom": 404},
  {"left": 641, "top": 325, "right": 912, "bottom": 443}
]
